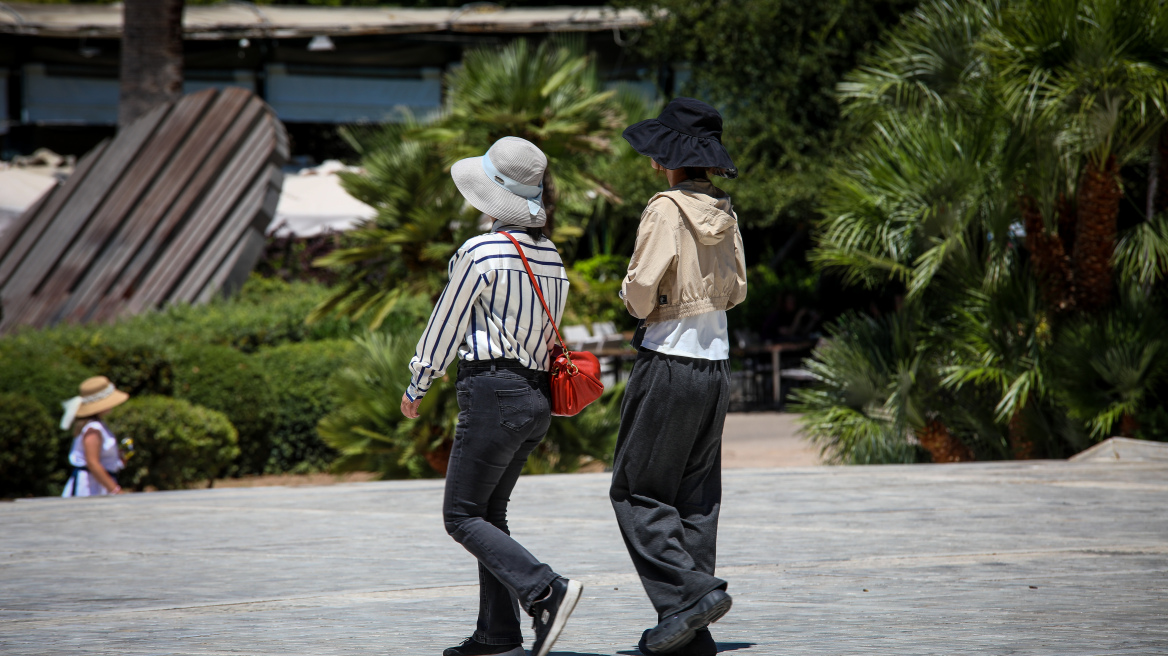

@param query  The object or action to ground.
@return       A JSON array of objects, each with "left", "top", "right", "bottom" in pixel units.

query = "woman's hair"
[
  {"left": 683, "top": 167, "right": 711, "bottom": 180},
  {"left": 526, "top": 226, "right": 550, "bottom": 241}
]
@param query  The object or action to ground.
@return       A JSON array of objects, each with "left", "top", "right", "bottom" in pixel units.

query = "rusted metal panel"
[{"left": 0, "top": 87, "right": 288, "bottom": 333}]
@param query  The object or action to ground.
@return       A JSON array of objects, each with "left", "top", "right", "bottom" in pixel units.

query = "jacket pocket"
[{"left": 496, "top": 388, "right": 534, "bottom": 432}]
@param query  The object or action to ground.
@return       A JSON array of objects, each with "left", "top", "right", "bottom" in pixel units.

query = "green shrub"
[
  {"left": 321, "top": 330, "right": 625, "bottom": 479},
  {"left": 119, "top": 276, "right": 359, "bottom": 353},
  {"left": 725, "top": 261, "right": 819, "bottom": 340},
  {"left": 65, "top": 334, "right": 174, "bottom": 397},
  {"left": 107, "top": 396, "right": 239, "bottom": 490},
  {"left": 171, "top": 345, "right": 276, "bottom": 476},
  {"left": 0, "top": 393, "right": 63, "bottom": 497},
  {"left": 563, "top": 255, "right": 637, "bottom": 332},
  {"left": 252, "top": 339, "right": 355, "bottom": 474},
  {"left": 0, "top": 334, "right": 93, "bottom": 421},
  {"left": 319, "top": 331, "right": 430, "bottom": 478}
]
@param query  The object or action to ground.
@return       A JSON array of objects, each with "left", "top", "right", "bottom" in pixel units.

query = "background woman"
[
  {"left": 609, "top": 98, "right": 748, "bottom": 656},
  {"left": 61, "top": 376, "right": 129, "bottom": 497},
  {"left": 400, "top": 136, "right": 582, "bottom": 656}
]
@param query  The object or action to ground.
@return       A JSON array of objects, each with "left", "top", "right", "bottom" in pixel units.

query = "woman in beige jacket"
[{"left": 609, "top": 97, "right": 747, "bottom": 656}]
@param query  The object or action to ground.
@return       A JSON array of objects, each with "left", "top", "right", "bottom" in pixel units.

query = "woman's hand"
[{"left": 401, "top": 393, "right": 422, "bottom": 419}]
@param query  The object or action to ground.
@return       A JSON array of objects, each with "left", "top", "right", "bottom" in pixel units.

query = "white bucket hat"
[{"left": 451, "top": 136, "right": 548, "bottom": 228}]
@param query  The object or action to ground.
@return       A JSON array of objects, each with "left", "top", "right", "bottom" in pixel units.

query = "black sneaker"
[
  {"left": 442, "top": 637, "right": 524, "bottom": 656},
  {"left": 639, "top": 628, "right": 716, "bottom": 656},
  {"left": 530, "top": 577, "right": 583, "bottom": 656},
  {"left": 644, "top": 590, "right": 732, "bottom": 654}
]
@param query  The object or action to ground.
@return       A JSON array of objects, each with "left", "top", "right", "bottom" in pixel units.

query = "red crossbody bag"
[{"left": 497, "top": 231, "right": 604, "bottom": 416}]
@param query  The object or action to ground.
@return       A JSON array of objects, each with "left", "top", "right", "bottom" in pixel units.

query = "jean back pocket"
[{"left": 496, "top": 388, "right": 534, "bottom": 432}]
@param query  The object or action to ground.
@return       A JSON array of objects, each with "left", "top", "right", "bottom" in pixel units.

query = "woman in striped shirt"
[{"left": 400, "top": 137, "right": 582, "bottom": 656}]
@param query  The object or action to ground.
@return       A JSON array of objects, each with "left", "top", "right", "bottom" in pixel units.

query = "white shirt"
[
  {"left": 406, "top": 226, "right": 569, "bottom": 401},
  {"left": 62, "top": 420, "right": 124, "bottom": 497},
  {"left": 642, "top": 310, "right": 730, "bottom": 360}
]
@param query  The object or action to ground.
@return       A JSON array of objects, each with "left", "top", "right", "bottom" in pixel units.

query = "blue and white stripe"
[{"left": 405, "top": 227, "right": 569, "bottom": 401}]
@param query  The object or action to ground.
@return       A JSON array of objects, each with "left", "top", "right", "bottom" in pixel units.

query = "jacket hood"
[{"left": 660, "top": 178, "right": 737, "bottom": 245}]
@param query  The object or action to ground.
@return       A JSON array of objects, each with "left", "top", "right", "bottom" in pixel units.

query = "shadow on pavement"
[{"left": 615, "top": 642, "right": 756, "bottom": 655}]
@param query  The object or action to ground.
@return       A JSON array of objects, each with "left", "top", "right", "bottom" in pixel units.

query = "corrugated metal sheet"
[
  {"left": 0, "top": 87, "right": 288, "bottom": 333},
  {"left": 0, "top": 4, "right": 653, "bottom": 39}
]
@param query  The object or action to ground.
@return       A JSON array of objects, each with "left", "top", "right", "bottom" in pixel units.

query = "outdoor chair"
[
  {"left": 561, "top": 324, "right": 595, "bottom": 352},
  {"left": 591, "top": 321, "right": 625, "bottom": 350}
]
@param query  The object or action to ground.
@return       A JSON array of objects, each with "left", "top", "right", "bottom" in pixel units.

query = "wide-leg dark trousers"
[
  {"left": 609, "top": 349, "right": 730, "bottom": 621},
  {"left": 443, "top": 362, "right": 559, "bottom": 646}
]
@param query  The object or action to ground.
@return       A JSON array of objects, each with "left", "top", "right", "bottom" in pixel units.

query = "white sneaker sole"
[{"left": 534, "top": 579, "right": 583, "bottom": 656}]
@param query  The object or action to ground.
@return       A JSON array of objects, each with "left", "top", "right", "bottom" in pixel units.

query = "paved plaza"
[{"left": 2, "top": 460, "right": 1166, "bottom": 655}]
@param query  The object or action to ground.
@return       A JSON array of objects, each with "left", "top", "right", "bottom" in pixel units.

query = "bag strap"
[{"left": 497, "top": 230, "right": 572, "bottom": 362}]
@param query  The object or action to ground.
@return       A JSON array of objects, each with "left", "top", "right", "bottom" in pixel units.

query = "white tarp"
[
  {"left": 268, "top": 160, "right": 375, "bottom": 238},
  {"left": 0, "top": 163, "right": 65, "bottom": 241},
  {"left": 0, "top": 157, "right": 372, "bottom": 242}
]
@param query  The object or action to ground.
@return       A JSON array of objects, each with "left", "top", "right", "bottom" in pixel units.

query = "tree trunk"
[
  {"left": 425, "top": 439, "right": 453, "bottom": 476},
  {"left": 1008, "top": 410, "right": 1038, "bottom": 460},
  {"left": 1118, "top": 412, "right": 1140, "bottom": 438},
  {"left": 1072, "top": 155, "right": 1121, "bottom": 313},
  {"left": 119, "top": 0, "right": 185, "bottom": 129},
  {"left": 915, "top": 420, "right": 974, "bottom": 463},
  {"left": 1020, "top": 194, "right": 1075, "bottom": 313}
]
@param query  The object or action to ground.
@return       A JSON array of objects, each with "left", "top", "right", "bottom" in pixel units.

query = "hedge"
[
  {"left": 252, "top": 339, "right": 354, "bottom": 474},
  {"left": 66, "top": 334, "right": 174, "bottom": 397},
  {"left": 108, "top": 396, "right": 239, "bottom": 490},
  {"left": 117, "top": 276, "right": 358, "bottom": 353},
  {"left": 0, "top": 393, "right": 62, "bottom": 498},
  {"left": 0, "top": 335, "right": 93, "bottom": 422},
  {"left": 171, "top": 344, "right": 276, "bottom": 476}
]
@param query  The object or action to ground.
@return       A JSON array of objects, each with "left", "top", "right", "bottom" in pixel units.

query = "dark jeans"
[
  {"left": 444, "top": 360, "right": 559, "bottom": 646},
  {"left": 609, "top": 350, "right": 730, "bottom": 621}
]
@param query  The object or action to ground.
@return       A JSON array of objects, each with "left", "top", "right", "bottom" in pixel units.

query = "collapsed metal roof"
[{"left": 0, "top": 3, "right": 653, "bottom": 40}]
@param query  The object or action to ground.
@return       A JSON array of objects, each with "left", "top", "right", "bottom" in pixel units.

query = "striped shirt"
[{"left": 405, "top": 225, "right": 569, "bottom": 401}]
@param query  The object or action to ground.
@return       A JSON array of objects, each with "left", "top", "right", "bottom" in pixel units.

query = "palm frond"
[{"left": 1114, "top": 211, "right": 1168, "bottom": 286}]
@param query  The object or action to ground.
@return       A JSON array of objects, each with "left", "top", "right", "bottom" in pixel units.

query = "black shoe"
[
  {"left": 639, "top": 628, "right": 716, "bottom": 656},
  {"left": 530, "top": 577, "right": 583, "bottom": 656},
  {"left": 644, "top": 590, "right": 732, "bottom": 654},
  {"left": 442, "top": 637, "right": 524, "bottom": 656}
]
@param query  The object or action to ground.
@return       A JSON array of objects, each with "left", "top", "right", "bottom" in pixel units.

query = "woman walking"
[
  {"left": 61, "top": 376, "right": 130, "bottom": 497},
  {"left": 400, "top": 136, "right": 582, "bottom": 656},
  {"left": 610, "top": 98, "right": 747, "bottom": 656}
]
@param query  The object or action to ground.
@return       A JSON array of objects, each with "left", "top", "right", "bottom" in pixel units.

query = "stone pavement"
[
  {"left": 721, "top": 413, "right": 821, "bottom": 468},
  {"left": 2, "top": 461, "right": 1166, "bottom": 655}
]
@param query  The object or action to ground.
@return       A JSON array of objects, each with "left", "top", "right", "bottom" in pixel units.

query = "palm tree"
[
  {"left": 310, "top": 122, "right": 476, "bottom": 327},
  {"left": 987, "top": 0, "right": 1168, "bottom": 312},
  {"left": 792, "top": 312, "right": 928, "bottom": 465},
  {"left": 430, "top": 38, "right": 626, "bottom": 237},
  {"left": 119, "top": 0, "right": 185, "bottom": 128},
  {"left": 314, "top": 39, "right": 632, "bottom": 326},
  {"left": 802, "top": 0, "right": 1168, "bottom": 462}
]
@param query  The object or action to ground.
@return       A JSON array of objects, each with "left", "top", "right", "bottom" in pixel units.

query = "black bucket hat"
[{"left": 622, "top": 97, "right": 738, "bottom": 179}]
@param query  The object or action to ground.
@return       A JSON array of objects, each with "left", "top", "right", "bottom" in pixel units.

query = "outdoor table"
[{"left": 731, "top": 340, "right": 817, "bottom": 403}]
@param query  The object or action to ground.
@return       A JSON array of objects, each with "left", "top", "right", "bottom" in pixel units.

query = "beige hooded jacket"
[{"left": 622, "top": 178, "right": 748, "bottom": 324}]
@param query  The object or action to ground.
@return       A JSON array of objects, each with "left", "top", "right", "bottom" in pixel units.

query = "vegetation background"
[{"left": 5, "top": 0, "right": 1166, "bottom": 498}]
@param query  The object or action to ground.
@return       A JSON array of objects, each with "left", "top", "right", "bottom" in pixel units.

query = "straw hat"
[
  {"left": 75, "top": 376, "right": 129, "bottom": 418},
  {"left": 451, "top": 137, "right": 548, "bottom": 227}
]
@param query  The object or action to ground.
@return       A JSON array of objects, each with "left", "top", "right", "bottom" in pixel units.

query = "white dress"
[{"left": 61, "top": 420, "right": 124, "bottom": 497}]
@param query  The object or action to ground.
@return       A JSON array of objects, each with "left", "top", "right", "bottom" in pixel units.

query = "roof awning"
[{"left": 0, "top": 4, "right": 653, "bottom": 40}]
